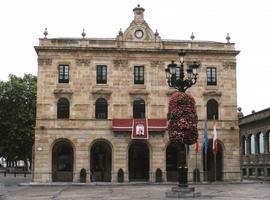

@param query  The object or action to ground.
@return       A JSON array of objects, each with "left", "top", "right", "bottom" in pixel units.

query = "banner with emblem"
[{"left": 131, "top": 118, "right": 149, "bottom": 140}]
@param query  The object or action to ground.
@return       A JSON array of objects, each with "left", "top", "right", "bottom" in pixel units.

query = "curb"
[{"left": 19, "top": 180, "right": 260, "bottom": 187}]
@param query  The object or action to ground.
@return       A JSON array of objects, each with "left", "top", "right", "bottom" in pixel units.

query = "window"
[
  {"left": 133, "top": 99, "right": 145, "bottom": 118},
  {"left": 258, "top": 132, "right": 264, "bottom": 154},
  {"left": 96, "top": 65, "right": 107, "bottom": 84},
  {"left": 242, "top": 168, "right": 247, "bottom": 176},
  {"left": 207, "top": 67, "right": 217, "bottom": 85},
  {"left": 247, "top": 135, "right": 252, "bottom": 154},
  {"left": 95, "top": 98, "right": 108, "bottom": 119},
  {"left": 206, "top": 99, "right": 219, "bottom": 120},
  {"left": 176, "top": 67, "right": 181, "bottom": 80},
  {"left": 251, "top": 135, "right": 255, "bottom": 154},
  {"left": 134, "top": 66, "right": 144, "bottom": 84},
  {"left": 57, "top": 98, "right": 70, "bottom": 119},
  {"left": 268, "top": 132, "right": 270, "bottom": 153},
  {"left": 242, "top": 136, "right": 246, "bottom": 155},
  {"left": 257, "top": 168, "right": 264, "bottom": 177},
  {"left": 245, "top": 138, "right": 248, "bottom": 155},
  {"left": 59, "top": 65, "right": 69, "bottom": 83},
  {"left": 249, "top": 168, "right": 255, "bottom": 176}
]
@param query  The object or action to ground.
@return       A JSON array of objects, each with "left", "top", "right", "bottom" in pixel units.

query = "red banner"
[
  {"left": 131, "top": 119, "right": 149, "bottom": 140},
  {"left": 112, "top": 119, "right": 166, "bottom": 132}
]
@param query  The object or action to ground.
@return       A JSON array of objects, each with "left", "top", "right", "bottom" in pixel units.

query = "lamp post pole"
[{"left": 165, "top": 49, "right": 200, "bottom": 188}]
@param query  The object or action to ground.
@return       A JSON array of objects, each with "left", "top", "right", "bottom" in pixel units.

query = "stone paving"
[{"left": 0, "top": 176, "right": 270, "bottom": 200}]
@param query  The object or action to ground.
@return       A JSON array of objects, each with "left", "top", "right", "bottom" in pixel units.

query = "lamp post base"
[
  {"left": 165, "top": 165, "right": 201, "bottom": 198},
  {"left": 178, "top": 165, "right": 188, "bottom": 187},
  {"left": 166, "top": 187, "right": 201, "bottom": 198}
]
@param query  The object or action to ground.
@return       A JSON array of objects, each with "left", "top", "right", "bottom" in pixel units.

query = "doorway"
[
  {"left": 90, "top": 140, "right": 112, "bottom": 182},
  {"left": 128, "top": 142, "right": 149, "bottom": 181},
  {"left": 52, "top": 140, "right": 74, "bottom": 182}
]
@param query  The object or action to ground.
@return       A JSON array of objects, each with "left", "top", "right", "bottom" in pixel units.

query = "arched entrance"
[
  {"left": 203, "top": 139, "right": 223, "bottom": 181},
  {"left": 166, "top": 142, "right": 187, "bottom": 182},
  {"left": 90, "top": 140, "right": 112, "bottom": 182},
  {"left": 128, "top": 142, "right": 149, "bottom": 181},
  {"left": 52, "top": 140, "right": 74, "bottom": 182}
]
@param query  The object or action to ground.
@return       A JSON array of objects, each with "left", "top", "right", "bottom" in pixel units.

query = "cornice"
[{"left": 34, "top": 46, "right": 240, "bottom": 56}]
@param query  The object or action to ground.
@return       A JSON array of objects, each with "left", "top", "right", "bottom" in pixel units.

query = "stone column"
[
  {"left": 112, "top": 137, "right": 129, "bottom": 183},
  {"left": 150, "top": 136, "right": 166, "bottom": 183}
]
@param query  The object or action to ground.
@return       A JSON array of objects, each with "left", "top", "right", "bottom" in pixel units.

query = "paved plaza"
[{"left": 1, "top": 175, "right": 270, "bottom": 199}]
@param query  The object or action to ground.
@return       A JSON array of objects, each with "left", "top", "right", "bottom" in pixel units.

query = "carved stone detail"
[
  {"left": 223, "top": 61, "right": 236, "bottom": 70},
  {"left": 76, "top": 59, "right": 91, "bottom": 66},
  {"left": 113, "top": 60, "right": 128, "bottom": 68},
  {"left": 53, "top": 88, "right": 73, "bottom": 98},
  {"left": 203, "top": 91, "right": 222, "bottom": 97},
  {"left": 150, "top": 61, "right": 163, "bottom": 68},
  {"left": 38, "top": 58, "right": 52, "bottom": 66}
]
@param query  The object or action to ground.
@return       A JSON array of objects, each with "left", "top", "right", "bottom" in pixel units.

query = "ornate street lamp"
[
  {"left": 165, "top": 49, "right": 199, "bottom": 92},
  {"left": 165, "top": 49, "right": 200, "bottom": 190}
]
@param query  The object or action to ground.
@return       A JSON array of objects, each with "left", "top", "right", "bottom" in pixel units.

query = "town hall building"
[{"left": 33, "top": 5, "right": 240, "bottom": 182}]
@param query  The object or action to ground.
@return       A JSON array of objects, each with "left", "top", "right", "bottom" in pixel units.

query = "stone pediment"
[
  {"left": 91, "top": 89, "right": 112, "bottom": 95},
  {"left": 119, "top": 5, "right": 161, "bottom": 43},
  {"left": 129, "top": 89, "right": 149, "bottom": 96},
  {"left": 53, "top": 88, "right": 73, "bottom": 95},
  {"left": 203, "top": 91, "right": 222, "bottom": 97}
]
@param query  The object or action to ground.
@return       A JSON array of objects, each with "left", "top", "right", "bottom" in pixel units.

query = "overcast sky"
[{"left": 0, "top": 0, "right": 269, "bottom": 115}]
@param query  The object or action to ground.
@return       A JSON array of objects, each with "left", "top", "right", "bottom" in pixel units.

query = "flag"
[
  {"left": 195, "top": 130, "right": 199, "bottom": 153},
  {"left": 203, "top": 121, "right": 208, "bottom": 155},
  {"left": 213, "top": 122, "right": 218, "bottom": 155}
]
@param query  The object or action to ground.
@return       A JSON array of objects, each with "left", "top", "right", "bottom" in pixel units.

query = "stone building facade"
[
  {"left": 239, "top": 108, "right": 270, "bottom": 181},
  {"left": 33, "top": 5, "right": 240, "bottom": 182}
]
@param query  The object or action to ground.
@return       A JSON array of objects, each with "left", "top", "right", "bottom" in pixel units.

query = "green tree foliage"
[{"left": 0, "top": 74, "right": 36, "bottom": 169}]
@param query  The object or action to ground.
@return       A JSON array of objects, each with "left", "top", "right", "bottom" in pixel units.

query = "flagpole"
[
  {"left": 214, "top": 151, "right": 216, "bottom": 182},
  {"left": 195, "top": 148, "right": 197, "bottom": 184},
  {"left": 203, "top": 120, "right": 208, "bottom": 182},
  {"left": 205, "top": 146, "right": 207, "bottom": 181},
  {"left": 213, "top": 116, "right": 217, "bottom": 182}
]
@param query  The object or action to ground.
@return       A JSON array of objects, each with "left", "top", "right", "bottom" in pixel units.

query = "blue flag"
[{"left": 204, "top": 120, "right": 208, "bottom": 155}]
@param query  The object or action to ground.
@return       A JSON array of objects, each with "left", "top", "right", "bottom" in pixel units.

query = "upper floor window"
[
  {"left": 242, "top": 136, "right": 246, "bottom": 155},
  {"left": 258, "top": 132, "right": 264, "bottom": 154},
  {"left": 268, "top": 131, "right": 270, "bottom": 153},
  {"left": 250, "top": 134, "right": 255, "bottom": 155},
  {"left": 206, "top": 99, "right": 219, "bottom": 120},
  {"left": 59, "top": 65, "right": 69, "bottom": 83},
  {"left": 95, "top": 98, "right": 108, "bottom": 119},
  {"left": 133, "top": 99, "right": 145, "bottom": 118},
  {"left": 96, "top": 65, "right": 107, "bottom": 84},
  {"left": 176, "top": 67, "right": 181, "bottom": 80},
  {"left": 245, "top": 138, "right": 248, "bottom": 155},
  {"left": 57, "top": 98, "right": 70, "bottom": 119},
  {"left": 207, "top": 67, "right": 217, "bottom": 85},
  {"left": 134, "top": 66, "right": 144, "bottom": 84}
]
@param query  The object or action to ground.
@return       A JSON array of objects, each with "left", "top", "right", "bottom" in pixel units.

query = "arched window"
[
  {"left": 133, "top": 99, "right": 145, "bottom": 119},
  {"left": 245, "top": 138, "right": 248, "bottom": 155},
  {"left": 250, "top": 135, "right": 255, "bottom": 155},
  {"left": 57, "top": 98, "right": 70, "bottom": 119},
  {"left": 207, "top": 99, "right": 219, "bottom": 120},
  {"left": 259, "top": 132, "right": 264, "bottom": 154},
  {"left": 268, "top": 131, "right": 270, "bottom": 153},
  {"left": 247, "top": 135, "right": 251, "bottom": 154},
  {"left": 95, "top": 98, "right": 108, "bottom": 119},
  {"left": 242, "top": 136, "right": 246, "bottom": 155}
]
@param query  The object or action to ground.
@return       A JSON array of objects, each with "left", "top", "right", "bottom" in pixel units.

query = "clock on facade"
[{"left": 135, "top": 30, "right": 144, "bottom": 39}]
